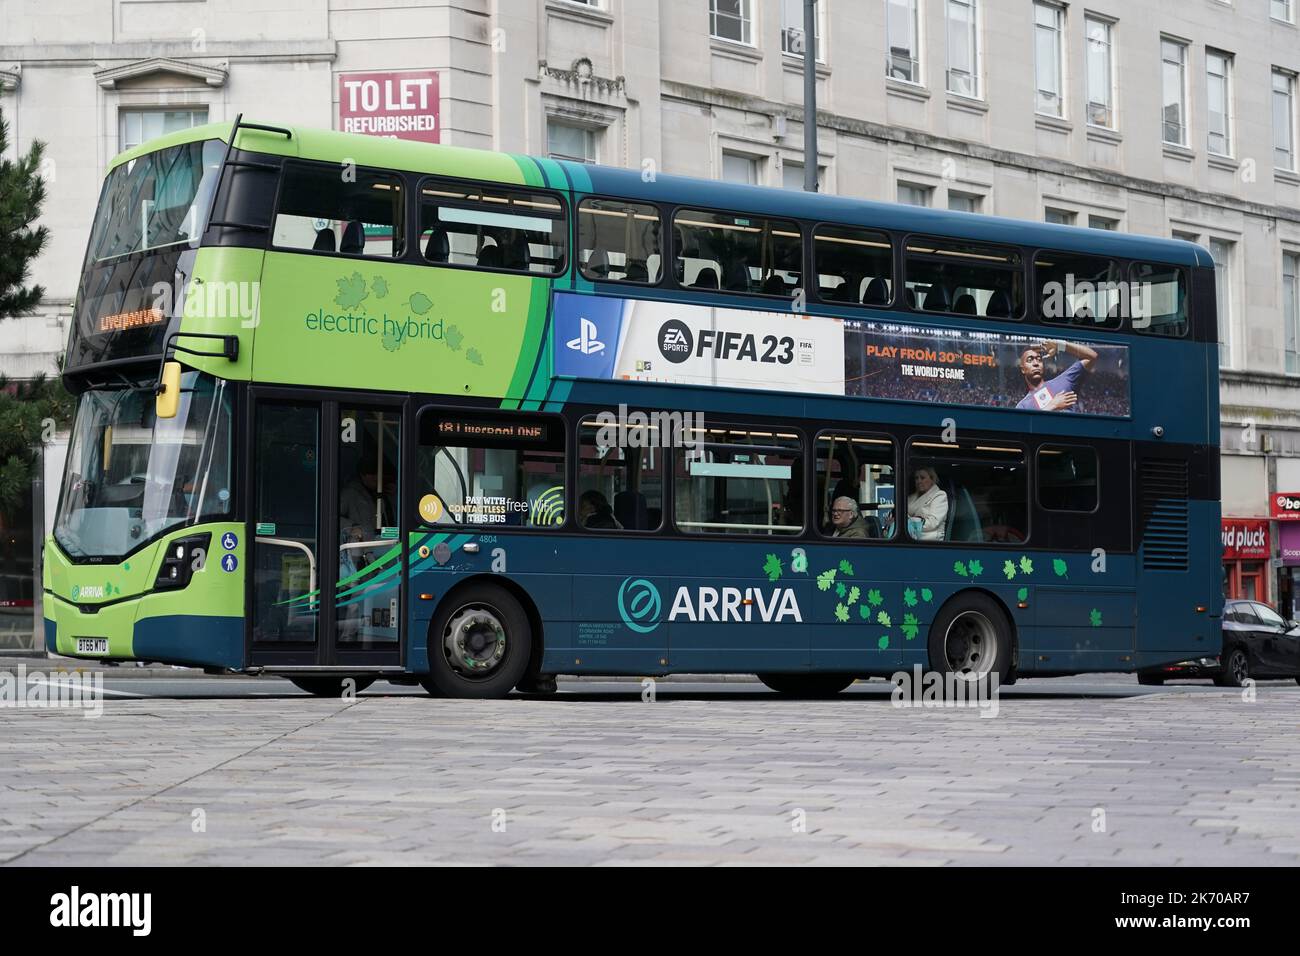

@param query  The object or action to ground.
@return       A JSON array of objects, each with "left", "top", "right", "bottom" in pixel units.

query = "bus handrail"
[{"left": 256, "top": 536, "right": 317, "bottom": 600}]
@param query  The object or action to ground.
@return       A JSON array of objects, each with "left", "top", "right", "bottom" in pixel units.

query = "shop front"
[
  {"left": 1272, "top": 492, "right": 1300, "bottom": 620},
  {"left": 1221, "top": 517, "right": 1270, "bottom": 603}
]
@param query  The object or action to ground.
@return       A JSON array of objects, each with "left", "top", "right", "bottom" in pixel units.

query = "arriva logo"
[
  {"left": 618, "top": 577, "right": 662, "bottom": 633},
  {"left": 566, "top": 316, "right": 605, "bottom": 355},
  {"left": 617, "top": 577, "right": 802, "bottom": 633},
  {"left": 71, "top": 585, "right": 106, "bottom": 601}
]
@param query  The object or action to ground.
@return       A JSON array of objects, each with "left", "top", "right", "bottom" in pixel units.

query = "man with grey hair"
[{"left": 829, "top": 496, "right": 868, "bottom": 538}]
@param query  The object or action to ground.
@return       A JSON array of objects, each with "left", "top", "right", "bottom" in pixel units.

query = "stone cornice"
[
  {"left": 95, "top": 56, "right": 227, "bottom": 89},
  {"left": 539, "top": 57, "right": 626, "bottom": 96}
]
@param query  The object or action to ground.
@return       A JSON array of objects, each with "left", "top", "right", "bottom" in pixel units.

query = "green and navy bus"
[{"left": 43, "top": 116, "right": 1221, "bottom": 697}]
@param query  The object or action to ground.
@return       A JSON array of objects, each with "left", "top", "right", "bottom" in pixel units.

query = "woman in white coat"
[{"left": 906, "top": 467, "right": 948, "bottom": 541}]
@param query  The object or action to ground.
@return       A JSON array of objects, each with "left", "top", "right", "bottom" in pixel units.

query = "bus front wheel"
[
  {"left": 288, "top": 676, "right": 376, "bottom": 697},
  {"left": 927, "top": 593, "right": 1013, "bottom": 690},
  {"left": 757, "top": 673, "right": 855, "bottom": 697},
  {"left": 421, "top": 584, "right": 532, "bottom": 699}
]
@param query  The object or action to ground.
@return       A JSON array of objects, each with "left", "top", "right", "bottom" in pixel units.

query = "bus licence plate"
[{"left": 76, "top": 638, "right": 108, "bottom": 655}]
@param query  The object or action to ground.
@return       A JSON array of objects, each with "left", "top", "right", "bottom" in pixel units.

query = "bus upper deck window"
[
  {"left": 672, "top": 209, "right": 802, "bottom": 297},
  {"left": 904, "top": 238, "right": 1025, "bottom": 320},
  {"left": 814, "top": 226, "right": 894, "bottom": 307},
  {"left": 578, "top": 199, "right": 663, "bottom": 284},
  {"left": 1034, "top": 251, "right": 1124, "bottom": 329},
  {"left": 419, "top": 181, "right": 567, "bottom": 277},
  {"left": 272, "top": 163, "right": 404, "bottom": 259},
  {"left": 1129, "top": 262, "right": 1189, "bottom": 337}
]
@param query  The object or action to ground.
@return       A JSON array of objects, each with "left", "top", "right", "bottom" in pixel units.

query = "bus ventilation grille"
[{"left": 1138, "top": 459, "right": 1190, "bottom": 571}]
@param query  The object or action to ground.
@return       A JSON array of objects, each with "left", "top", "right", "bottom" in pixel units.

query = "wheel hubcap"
[
  {"left": 944, "top": 610, "right": 998, "bottom": 680},
  {"left": 444, "top": 605, "right": 507, "bottom": 678},
  {"left": 1232, "top": 652, "right": 1247, "bottom": 681}
]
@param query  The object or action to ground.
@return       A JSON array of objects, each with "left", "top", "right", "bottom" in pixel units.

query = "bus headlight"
[{"left": 154, "top": 533, "right": 212, "bottom": 591}]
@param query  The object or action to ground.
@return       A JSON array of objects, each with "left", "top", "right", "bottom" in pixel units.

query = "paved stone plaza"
[{"left": 1, "top": 679, "right": 1297, "bottom": 865}]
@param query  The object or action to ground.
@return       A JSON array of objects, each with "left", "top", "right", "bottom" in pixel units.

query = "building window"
[
  {"left": 948, "top": 191, "right": 981, "bottom": 213},
  {"left": 897, "top": 182, "right": 933, "bottom": 206},
  {"left": 1284, "top": 251, "right": 1299, "bottom": 374},
  {"left": 710, "top": 0, "right": 753, "bottom": 46},
  {"left": 1034, "top": 2, "right": 1065, "bottom": 117},
  {"left": 1209, "top": 238, "right": 1234, "bottom": 366},
  {"left": 781, "top": 0, "right": 824, "bottom": 60},
  {"left": 119, "top": 108, "right": 208, "bottom": 152},
  {"left": 1088, "top": 215, "right": 1118, "bottom": 230},
  {"left": 721, "top": 151, "right": 760, "bottom": 185},
  {"left": 946, "top": 0, "right": 981, "bottom": 98},
  {"left": 1085, "top": 17, "right": 1115, "bottom": 128},
  {"left": 1206, "top": 50, "right": 1234, "bottom": 156},
  {"left": 887, "top": 0, "right": 922, "bottom": 83},
  {"left": 1044, "top": 208, "right": 1076, "bottom": 225},
  {"left": 675, "top": 426, "right": 803, "bottom": 536},
  {"left": 1275, "top": 69, "right": 1298, "bottom": 172},
  {"left": 1272, "top": 0, "right": 1294, "bottom": 24},
  {"left": 1161, "top": 37, "right": 1189, "bottom": 146},
  {"left": 547, "top": 120, "right": 598, "bottom": 164}
]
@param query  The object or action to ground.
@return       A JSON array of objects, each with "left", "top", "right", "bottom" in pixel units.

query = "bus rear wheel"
[
  {"left": 288, "top": 676, "right": 376, "bottom": 697},
  {"left": 757, "top": 673, "right": 855, "bottom": 697},
  {"left": 420, "top": 584, "right": 532, "bottom": 699},
  {"left": 927, "top": 593, "right": 1013, "bottom": 691}
]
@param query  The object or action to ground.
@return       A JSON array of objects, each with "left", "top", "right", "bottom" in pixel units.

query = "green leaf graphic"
[
  {"left": 835, "top": 603, "right": 849, "bottom": 623},
  {"left": 1052, "top": 558, "right": 1068, "bottom": 578},
  {"left": 920, "top": 588, "right": 933, "bottom": 603},
  {"left": 1019, "top": 556, "right": 1034, "bottom": 574},
  {"left": 859, "top": 604, "right": 871, "bottom": 620},
  {"left": 877, "top": 611, "right": 892, "bottom": 628},
  {"left": 445, "top": 324, "right": 464, "bottom": 351},
  {"left": 967, "top": 559, "right": 983, "bottom": 578},
  {"left": 762, "top": 553, "right": 784, "bottom": 582},
  {"left": 877, "top": 634, "right": 890, "bottom": 650},
  {"left": 901, "top": 613, "right": 920, "bottom": 641},
  {"left": 903, "top": 587, "right": 918, "bottom": 607},
  {"left": 408, "top": 291, "right": 433, "bottom": 315},
  {"left": 381, "top": 327, "right": 403, "bottom": 352},
  {"left": 867, "top": 588, "right": 883, "bottom": 607},
  {"left": 1003, "top": 560, "right": 1017, "bottom": 580},
  {"left": 836, "top": 582, "right": 848, "bottom": 599},
  {"left": 1016, "top": 586, "right": 1029, "bottom": 603},
  {"left": 371, "top": 275, "right": 389, "bottom": 299},
  {"left": 466, "top": 348, "right": 484, "bottom": 366},
  {"left": 817, "top": 569, "right": 837, "bottom": 591},
  {"left": 838, "top": 558, "right": 855, "bottom": 576},
  {"left": 954, "top": 560, "right": 969, "bottom": 577},
  {"left": 1089, "top": 608, "right": 1103, "bottom": 628},
  {"left": 847, "top": 586, "right": 861, "bottom": 606},
  {"left": 334, "top": 272, "right": 369, "bottom": 309}
]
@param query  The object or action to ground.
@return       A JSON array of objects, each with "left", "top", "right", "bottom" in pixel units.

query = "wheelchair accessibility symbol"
[
  {"left": 221, "top": 532, "right": 238, "bottom": 551},
  {"left": 221, "top": 554, "right": 238, "bottom": 573}
]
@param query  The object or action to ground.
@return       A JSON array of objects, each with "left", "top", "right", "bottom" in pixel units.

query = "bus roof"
[{"left": 112, "top": 120, "right": 1211, "bottom": 269}]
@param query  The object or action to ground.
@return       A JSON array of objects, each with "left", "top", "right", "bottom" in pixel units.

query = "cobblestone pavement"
[{"left": 1, "top": 680, "right": 1297, "bottom": 865}]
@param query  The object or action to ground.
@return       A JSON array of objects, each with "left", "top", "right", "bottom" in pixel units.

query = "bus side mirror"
[{"left": 156, "top": 361, "right": 182, "bottom": 419}]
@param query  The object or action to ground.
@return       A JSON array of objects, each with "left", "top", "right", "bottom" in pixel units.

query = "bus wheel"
[
  {"left": 927, "top": 593, "right": 1012, "bottom": 690},
  {"left": 288, "top": 676, "right": 375, "bottom": 697},
  {"left": 421, "top": 584, "right": 531, "bottom": 699},
  {"left": 757, "top": 673, "right": 855, "bottom": 697}
]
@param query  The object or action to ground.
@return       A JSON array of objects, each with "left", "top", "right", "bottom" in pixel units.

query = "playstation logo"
[{"left": 566, "top": 316, "right": 605, "bottom": 355}]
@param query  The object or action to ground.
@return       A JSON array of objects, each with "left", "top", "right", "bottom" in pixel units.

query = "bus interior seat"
[
  {"left": 313, "top": 228, "right": 336, "bottom": 253},
  {"left": 944, "top": 484, "right": 983, "bottom": 542},
  {"left": 614, "top": 491, "right": 648, "bottom": 531},
  {"left": 477, "top": 244, "right": 503, "bottom": 268},
  {"left": 905, "top": 287, "right": 917, "bottom": 308},
  {"left": 645, "top": 506, "right": 662, "bottom": 528},
  {"left": 985, "top": 289, "right": 1012, "bottom": 318},
  {"left": 953, "top": 293, "right": 978, "bottom": 315},
  {"left": 624, "top": 260, "right": 649, "bottom": 282},
  {"left": 693, "top": 267, "right": 719, "bottom": 289},
  {"left": 586, "top": 247, "right": 610, "bottom": 278},
  {"left": 761, "top": 274, "right": 787, "bottom": 296},
  {"left": 722, "top": 258, "right": 750, "bottom": 292},
  {"left": 924, "top": 284, "right": 952, "bottom": 312},
  {"left": 863, "top": 514, "right": 882, "bottom": 538},
  {"left": 502, "top": 232, "right": 531, "bottom": 271},
  {"left": 424, "top": 225, "right": 449, "bottom": 262},
  {"left": 340, "top": 220, "right": 365, "bottom": 254},
  {"left": 863, "top": 277, "right": 889, "bottom": 305}
]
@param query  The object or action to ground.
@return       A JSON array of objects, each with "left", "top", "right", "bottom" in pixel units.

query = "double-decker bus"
[{"left": 43, "top": 116, "right": 1221, "bottom": 698}]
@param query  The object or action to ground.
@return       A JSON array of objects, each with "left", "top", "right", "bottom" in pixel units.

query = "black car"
[{"left": 1140, "top": 599, "right": 1300, "bottom": 686}]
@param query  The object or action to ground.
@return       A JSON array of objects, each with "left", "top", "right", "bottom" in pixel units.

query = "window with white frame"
[
  {"left": 1044, "top": 208, "right": 1076, "bottom": 225},
  {"left": 1209, "top": 237, "right": 1234, "bottom": 367},
  {"left": 948, "top": 191, "right": 981, "bottom": 213},
  {"left": 722, "top": 151, "right": 760, "bottom": 185},
  {"left": 781, "top": 160, "right": 825, "bottom": 191},
  {"left": 547, "top": 120, "right": 599, "bottom": 163},
  {"left": 1272, "top": 0, "right": 1294, "bottom": 24},
  {"left": 119, "top": 108, "right": 208, "bottom": 152},
  {"left": 1161, "top": 38, "right": 1189, "bottom": 146},
  {"left": 710, "top": 0, "right": 753, "bottom": 45},
  {"left": 1085, "top": 16, "right": 1115, "bottom": 129},
  {"left": 1275, "top": 69, "right": 1297, "bottom": 172},
  {"left": 898, "top": 182, "right": 933, "bottom": 206},
  {"left": 781, "top": 0, "right": 824, "bottom": 59},
  {"left": 1034, "top": 3, "right": 1065, "bottom": 117},
  {"left": 1206, "top": 50, "right": 1234, "bottom": 156},
  {"left": 1285, "top": 251, "right": 1300, "bottom": 374},
  {"left": 1088, "top": 215, "right": 1119, "bottom": 230},
  {"left": 886, "top": 0, "right": 922, "bottom": 83},
  {"left": 946, "top": 0, "right": 981, "bottom": 97}
]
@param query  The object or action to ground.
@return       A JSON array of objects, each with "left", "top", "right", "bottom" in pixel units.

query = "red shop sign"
[
  {"left": 1270, "top": 492, "right": 1300, "bottom": 520},
  {"left": 1222, "top": 518, "right": 1270, "bottom": 560}
]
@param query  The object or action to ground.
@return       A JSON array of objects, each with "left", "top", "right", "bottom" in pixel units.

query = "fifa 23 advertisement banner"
[{"left": 552, "top": 293, "right": 1130, "bottom": 417}]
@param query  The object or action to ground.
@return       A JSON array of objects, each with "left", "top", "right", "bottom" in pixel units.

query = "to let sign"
[{"left": 338, "top": 70, "right": 440, "bottom": 144}]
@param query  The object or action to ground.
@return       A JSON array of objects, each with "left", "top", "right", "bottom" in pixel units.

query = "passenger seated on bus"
[
  {"left": 906, "top": 467, "right": 948, "bottom": 541},
  {"left": 829, "top": 496, "right": 868, "bottom": 538},
  {"left": 313, "top": 227, "right": 336, "bottom": 252},
  {"left": 340, "top": 220, "right": 365, "bottom": 254},
  {"left": 863, "top": 277, "right": 889, "bottom": 305},
  {"left": 579, "top": 490, "right": 622, "bottom": 530}
]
